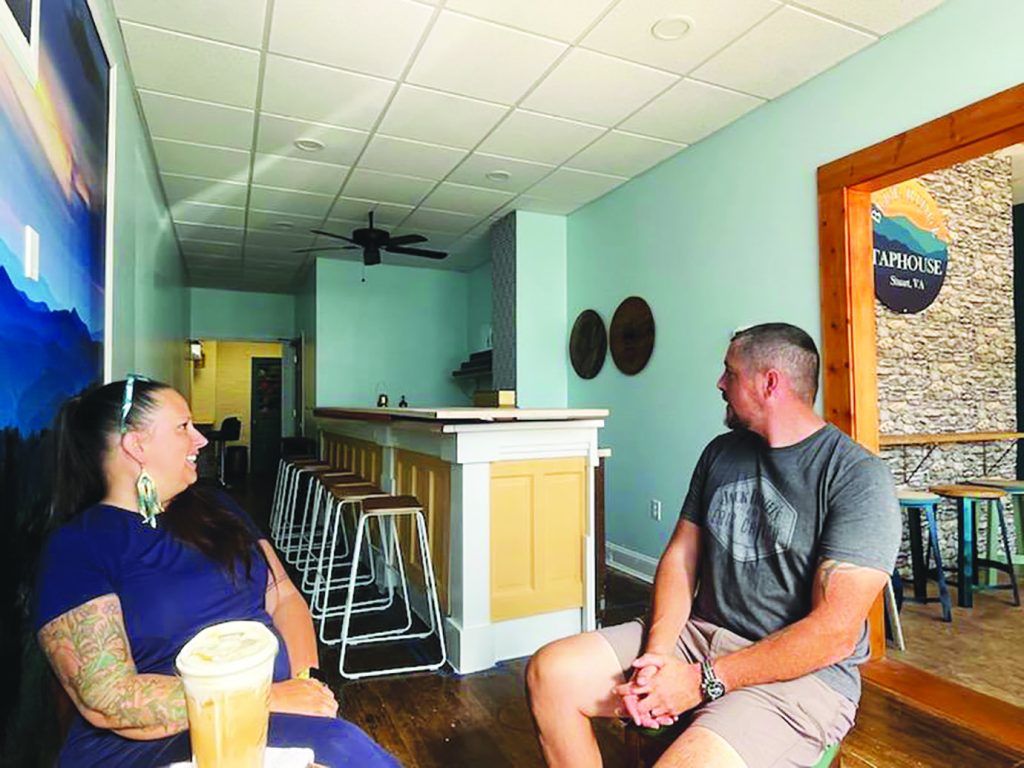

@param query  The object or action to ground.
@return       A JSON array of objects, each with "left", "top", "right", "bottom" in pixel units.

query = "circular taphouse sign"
[
  {"left": 569, "top": 309, "right": 607, "bottom": 380},
  {"left": 609, "top": 297, "right": 655, "bottom": 376},
  {"left": 871, "top": 180, "right": 949, "bottom": 314}
]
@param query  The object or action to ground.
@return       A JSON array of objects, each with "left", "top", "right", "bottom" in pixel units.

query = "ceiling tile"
[
  {"left": 522, "top": 48, "right": 677, "bottom": 126},
  {"left": 261, "top": 55, "right": 394, "bottom": 130},
  {"left": 161, "top": 173, "right": 249, "bottom": 207},
  {"left": 342, "top": 169, "right": 435, "bottom": 206},
  {"left": 113, "top": 0, "right": 267, "bottom": 47},
  {"left": 400, "top": 207, "right": 480, "bottom": 234},
  {"left": 251, "top": 153, "right": 348, "bottom": 195},
  {"left": 420, "top": 182, "right": 515, "bottom": 217},
  {"left": 406, "top": 11, "right": 567, "bottom": 103},
  {"left": 378, "top": 85, "right": 508, "bottom": 148},
  {"left": 120, "top": 22, "right": 260, "bottom": 108},
  {"left": 581, "top": 0, "right": 780, "bottom": 75},
  {"left": 256, "top": 114, "right": 368, "bottom": 166},
  {"left": 179, "top": 240, "right": 242, "bottom": 258},
  {"left": 526, "top": 167, "right": 626, "bottom": 204},
  {"left": 152, "top": 138, "right": 251, "bottom": 181},
  {"left": 248, "top": 185, "right": 335, "bottom": 218},
  {"left": 620, "top": 78, "right": 762, "bottom": 143},
  {"left": 448, "top": 152, "right": 555, "bottom": 193},
  {"left": 445, "top": 0, "right": 613, "bottom": 42},
  {"left": 513, "top": 195, "right": 581, "bottom": 215},
  {"left": 566, "top": 130, "right": 684, "bottom": 176},
  {"left": 247, "top": 208, "right": 323, "bottom": 233},
  {"left": 269, "top": 0, "right": 433, "bottom": 79},
  {"left": 476, "top": 109, "right": 604, "bottom": 165},
  {"left": 691, "top": 5, "right": 875, "bottom": 99},
  {"left": 140, "top": 90, "right": 255, "bottom": 149},
  {"left": 789, "top": 0, "right": 944, "bottom": 35},
  {"left": 172, "top": 201, "right": 246, "bottom": 227},
  {"left": 243, "top": 229, "right": 313, "bottom": 250},
  {"left": 359, "top": 135, "right": 467, "bottom": 179},
  {"left": 173, "top": 222, "right": 244, "bottom": 244},
  {"left": 327, "top": 198, "right": 413, "bottom": 227}
]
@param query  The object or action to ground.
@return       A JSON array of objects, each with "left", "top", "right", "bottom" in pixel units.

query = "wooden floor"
[
  {"left": 236, "top": 474, "right": 1024, "bottom": 767},
  {"left": 893, "top": 578, "right": 1024, "bottom": 708}
]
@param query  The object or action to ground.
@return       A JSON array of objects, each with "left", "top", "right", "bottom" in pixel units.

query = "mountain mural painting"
[{"left": 871, "top": 180, "right": 950, "bottom": 314}]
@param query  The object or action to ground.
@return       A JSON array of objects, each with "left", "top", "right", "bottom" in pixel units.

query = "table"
[{"left": 879, "top": 432, "right": 1024, "bottom": 485}]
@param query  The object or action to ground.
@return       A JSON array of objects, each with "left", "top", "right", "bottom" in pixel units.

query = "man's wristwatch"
[{"left": 699, "top": 658, "right": 726, "bottom": 702}]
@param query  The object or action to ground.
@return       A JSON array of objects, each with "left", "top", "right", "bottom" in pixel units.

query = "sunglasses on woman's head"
[{"left": 120, "top": 374, "right": 153, "bottom": 434}]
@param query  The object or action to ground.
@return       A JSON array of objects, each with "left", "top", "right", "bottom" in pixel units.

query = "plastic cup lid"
[{"left": 176, "top": 620, "right": 279, "bottom": 678}]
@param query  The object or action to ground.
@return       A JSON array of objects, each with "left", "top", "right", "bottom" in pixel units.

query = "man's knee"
[{"left": 526, "top": 635, "right": 588, "bottom": 703}]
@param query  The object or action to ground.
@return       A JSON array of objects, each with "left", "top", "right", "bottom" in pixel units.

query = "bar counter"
[{"left": 312, "top": 406, "right": 609, "bottom": 673}]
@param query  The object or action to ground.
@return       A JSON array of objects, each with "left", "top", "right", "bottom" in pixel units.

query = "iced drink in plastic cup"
[{"left": 176, "top": 621, "right": 279, "bottom": 768}]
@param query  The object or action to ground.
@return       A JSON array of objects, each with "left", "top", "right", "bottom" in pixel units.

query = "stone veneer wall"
[{"left": 876, "top": 153, "right": 1016, "bottom": 572}]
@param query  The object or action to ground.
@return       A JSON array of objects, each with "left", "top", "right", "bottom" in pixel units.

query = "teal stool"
[
  {"left": 897, "top": 489, "right": 952, "bottom": 622},
  {"left": 969, "top": 477, "right": 1024, "bottom": 586},
  {"left": 624, "top": 720, "right": 840, "bottom": 767},
  {"left": 930, "top": 484, "right": 1021, "bottom": 608}
]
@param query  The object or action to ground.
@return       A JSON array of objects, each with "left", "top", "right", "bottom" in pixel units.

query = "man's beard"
[{"left": 724, "top": 403, "right": 746, "bottom": 430}]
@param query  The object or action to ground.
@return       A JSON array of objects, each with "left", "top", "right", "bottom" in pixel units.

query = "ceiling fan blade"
[
  {"left": 386, "top": 245, "right": 448, "bottom": 259},
  {"left": 387, "top": 234, "right": 428, "bottom": 246},
  {"left": 310, "top": 228, "right": 357, "bottom": 244},
  {"left": 292, "top": 245, "right": 358, "bottom": 253}
]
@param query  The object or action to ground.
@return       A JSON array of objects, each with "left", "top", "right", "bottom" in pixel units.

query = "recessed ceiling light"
[
  {"left": 272, "top": 221, "right": 294, "bottom": 231},
  {"left": 294, "top": 137, "right": 325, "bottom": 152},
  {"left": 650, "top": 16, "right": 691, "bottom": 41},
  {"left": 485, "top": 170, "right": 511, "bottom": 183}
]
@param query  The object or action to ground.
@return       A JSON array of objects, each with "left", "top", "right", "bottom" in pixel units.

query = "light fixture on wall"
[{"left": 189, "top": 339, "right": 205, "bottom": 369}]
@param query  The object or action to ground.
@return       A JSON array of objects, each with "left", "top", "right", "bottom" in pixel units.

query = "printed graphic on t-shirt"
[{"left": 706, "top": 477, "right": 797, "bottom": 562}]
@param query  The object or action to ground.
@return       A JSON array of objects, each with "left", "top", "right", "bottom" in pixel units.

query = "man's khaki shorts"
[{"left": 598, "top": 619, "right": 857, "bottom": 768}]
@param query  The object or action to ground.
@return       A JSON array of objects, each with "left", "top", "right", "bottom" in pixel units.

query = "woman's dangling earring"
[{"left": 136, "top": 468, "right": 163, "bottom": 528}]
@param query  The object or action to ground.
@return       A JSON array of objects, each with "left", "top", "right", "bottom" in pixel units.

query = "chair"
[
  {"left": 336, "top": 494, "right": 447, "bottom": 680},
  {"left": 929, "top": 484, "right": 1021, "bottom": 608},
  {"left": 623, "top": 718, "right": 840, "bottom": 768},
  {"left": 897, "top": 489, "right": 952, "bottom": 622},
  {"left": 206, "top": 416, "right": 241, "bottom": 486},
  {"left": 968, "top": 477, "right": 1024, "bottom": 586}
]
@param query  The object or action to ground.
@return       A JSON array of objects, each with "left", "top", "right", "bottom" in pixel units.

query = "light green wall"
[
  {"left": 466, "top": 260, "right": 492, "bottom": 353},
  {"left": 567, "top": 0, "right": 1024, "bottom": 562},
  {"left": 189, "top": 287, "right": 296, "bottom": 340},
  {"left": 93, "top": 0, "right": 188, "bottom": 389},
  {"left": 516, "top": 212, "right": 568, "bottom": 407},
  {"left": 315, "top": 259, "right": 469, "bottom": 408}
]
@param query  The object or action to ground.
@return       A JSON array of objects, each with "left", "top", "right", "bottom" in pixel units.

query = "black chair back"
[{"left": 219, "top": 416, "right": 241, "bottom": 442}]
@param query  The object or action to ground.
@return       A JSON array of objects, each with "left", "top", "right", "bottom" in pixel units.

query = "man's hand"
[{"left": 613, "top": 653, "right": 703, "bottom": 728}]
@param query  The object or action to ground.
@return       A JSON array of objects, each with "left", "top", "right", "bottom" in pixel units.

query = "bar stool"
[
  {"left": 337, "top": 495, "right": 447, "bottom": 680},
  {"left": 271, "top": 457, "right": 326, "bottom": 546},
  {"left": 294, "top": 470, "right": 365, "bottom": 583},
  {"left": 929, "top": 484, "right": 1021, "bottom": 608},
  {"left": 276, "top": 462, "right": 331, "bottom": 555},
  {"left": 968, "top": 477, "right": 1024, "bottom": 586},
  {"left": 311, "top": 483, "right": 393, "bottom": 633},
  {"left": 897, "top": 489, "right": 952, "bottom": 622}
]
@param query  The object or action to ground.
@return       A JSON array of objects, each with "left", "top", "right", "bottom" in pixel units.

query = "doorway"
[{"left": 250, "top": 357, "right": 282, "bottom": 475}]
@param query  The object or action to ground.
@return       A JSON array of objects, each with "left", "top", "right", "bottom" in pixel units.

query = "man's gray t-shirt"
[{"left": 680, "top": 424, "right": 900, "bottom": 703}]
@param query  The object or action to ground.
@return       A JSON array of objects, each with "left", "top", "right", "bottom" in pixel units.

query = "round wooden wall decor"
[
  {"left": 569, "top": 309, "right": 607, "bottom": 380},
  {"left": 609, "top": 296, "right": 655, "bottom": 375}
]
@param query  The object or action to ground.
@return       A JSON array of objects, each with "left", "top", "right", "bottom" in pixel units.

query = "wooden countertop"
[
  {"left": 878, "top": 431, "right": 1024, "bottom": 447},
  {"left": 314, "top": 406, "right": 609, "bottom": 423}
]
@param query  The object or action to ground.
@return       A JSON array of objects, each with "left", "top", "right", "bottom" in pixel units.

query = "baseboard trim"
[{"left": 606, "top": 542, "right": 657, "bottom": 583}]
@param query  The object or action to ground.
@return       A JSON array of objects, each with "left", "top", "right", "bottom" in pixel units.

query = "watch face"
[{"left": 706, "top": 680, "right": 726, "bottom": 700}]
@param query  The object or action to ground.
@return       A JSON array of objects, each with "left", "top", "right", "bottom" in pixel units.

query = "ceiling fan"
[{"left": 293, "top": 211, "right": 448, "bottom": 266}]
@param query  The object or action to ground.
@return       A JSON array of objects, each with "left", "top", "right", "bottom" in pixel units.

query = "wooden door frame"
[{"left": 818, "top": 82, "right": 1024, "bottom": 747}]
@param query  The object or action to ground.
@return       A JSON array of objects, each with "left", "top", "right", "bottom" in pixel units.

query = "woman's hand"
[{"left": 270, "top": 678, "right": 339, "bottom": 718}]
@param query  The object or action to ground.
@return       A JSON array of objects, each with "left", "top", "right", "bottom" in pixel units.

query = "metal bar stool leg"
[{"left": 924, "top": 503, "right": 952, "bottom": 622}]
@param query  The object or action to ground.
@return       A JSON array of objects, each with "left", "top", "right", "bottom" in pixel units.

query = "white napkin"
[{"left": 166, "top": 746, "right": 316, "bottom": 768}]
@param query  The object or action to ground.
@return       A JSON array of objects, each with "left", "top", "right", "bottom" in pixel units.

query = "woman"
[{"left": 34, "top": 378, "right": 399, "bottom": 767}]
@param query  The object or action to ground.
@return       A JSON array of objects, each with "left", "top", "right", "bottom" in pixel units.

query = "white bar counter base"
[{"left": 313, "top": 406, "right": 608, "bottom": 674}]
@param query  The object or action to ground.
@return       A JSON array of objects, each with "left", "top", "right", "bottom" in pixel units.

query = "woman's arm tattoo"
[{"left": 38, "top": 594, "right": 188, "bottom": 735}]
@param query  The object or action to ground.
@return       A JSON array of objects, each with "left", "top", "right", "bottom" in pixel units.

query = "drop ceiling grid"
[{"left": 111, "top": 0, "right": 944, "bottom": 292}]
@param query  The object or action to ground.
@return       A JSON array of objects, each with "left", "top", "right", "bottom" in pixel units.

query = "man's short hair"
[{"left": 729, "top": 323, "right": 820, "bottom": 403}]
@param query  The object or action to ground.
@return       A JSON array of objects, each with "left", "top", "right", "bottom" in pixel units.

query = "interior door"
[{"left": 250, "top": 357, "right": 282, "bottom": 475}]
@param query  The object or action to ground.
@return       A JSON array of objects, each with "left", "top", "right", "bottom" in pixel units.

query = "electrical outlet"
[{"left": 650, "top": 499, "right": 662, "bottom": 521}]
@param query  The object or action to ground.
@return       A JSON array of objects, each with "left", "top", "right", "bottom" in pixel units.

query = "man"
[{"left": 527, "top": 323, "right": 900, "bottom": 768}]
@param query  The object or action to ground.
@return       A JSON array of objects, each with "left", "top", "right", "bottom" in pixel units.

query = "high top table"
[{"left": 312, "top": 406, "right": 609, "bottom": 674}]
